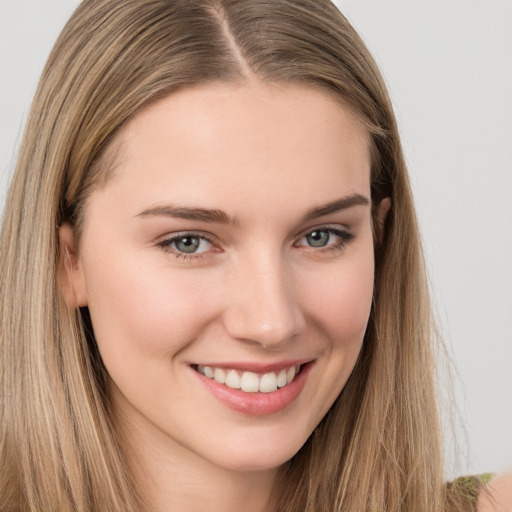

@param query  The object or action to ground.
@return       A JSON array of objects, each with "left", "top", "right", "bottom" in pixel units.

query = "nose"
[{"left": 222, "top": 251, "right": 306, "bottom": 348}]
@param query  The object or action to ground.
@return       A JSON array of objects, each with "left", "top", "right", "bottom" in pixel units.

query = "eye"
[
  {"left": 172, "top": 235, "right": 207, "bottom": 254},
  {"left": 304, "top": 229, "right": 331, "bottom": 248},
  {"left": 157, "top": 232, "right": 214, "bottom": 259},
  {"left": 296, "top": 227, "right": 354, "bottom": 251}
]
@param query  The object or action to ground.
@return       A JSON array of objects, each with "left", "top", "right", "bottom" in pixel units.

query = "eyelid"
[{"left": 294, "top": 223, "right": 353, "bottom": 240}]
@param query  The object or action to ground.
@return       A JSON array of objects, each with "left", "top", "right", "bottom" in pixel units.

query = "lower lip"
[{"left": 193, "top": 363, "right": 313, "bottom": 416}]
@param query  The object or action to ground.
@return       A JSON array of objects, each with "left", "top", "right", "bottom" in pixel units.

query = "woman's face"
[{"left": 62, "top": 82, "right": 380, "bottom": 473}]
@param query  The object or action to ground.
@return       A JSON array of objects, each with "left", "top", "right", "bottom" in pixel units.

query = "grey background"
[{"left": 1, "top": 0, "right": 511, "bottom": 477}]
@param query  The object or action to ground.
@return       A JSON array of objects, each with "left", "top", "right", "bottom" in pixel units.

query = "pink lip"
[{"left": 192, "top": 361, "right": 314, "bottom": 416}]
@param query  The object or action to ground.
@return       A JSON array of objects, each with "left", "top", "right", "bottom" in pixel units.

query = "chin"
[{"left": 203, "top": 426, "right": 311, "bottom": 473}]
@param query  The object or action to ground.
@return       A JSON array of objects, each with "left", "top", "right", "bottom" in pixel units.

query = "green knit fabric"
[{"left": 446, "top": 473, "right": 494, "bottom": 511}]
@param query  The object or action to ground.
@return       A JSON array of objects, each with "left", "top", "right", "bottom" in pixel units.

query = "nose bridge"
[{"left": 223, "top": 248, "right": 305, "bottom": 347}]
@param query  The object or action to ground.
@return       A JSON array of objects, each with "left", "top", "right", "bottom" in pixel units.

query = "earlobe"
[
  {"left": 375, "top": 197, "right": 391, "bottom": 244},
  {"left": 58, "top": 223, "right": 88, "bottom": 307}
]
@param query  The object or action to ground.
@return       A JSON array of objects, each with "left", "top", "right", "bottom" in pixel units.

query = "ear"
[
  {"left": 374, "top": 197, "right": 391, "bottom": 244},
  {"left": 58, "top": 223, "right": 88, "bottom": 307}
]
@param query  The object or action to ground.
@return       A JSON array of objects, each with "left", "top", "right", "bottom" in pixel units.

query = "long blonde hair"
[{"left": 0, "top": 1, "right": 473, "bottom": 510}]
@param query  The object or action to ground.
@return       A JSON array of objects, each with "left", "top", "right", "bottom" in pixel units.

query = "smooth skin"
[
  {"left": 59, "top": 81, "right": 388, "bottom": 512},
  {"left": 478, "top": 474, "right": 512, "bottom": 512}
]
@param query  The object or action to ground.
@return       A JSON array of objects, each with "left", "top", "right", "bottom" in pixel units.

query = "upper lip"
[{"left": 192, "top": 358, "right": 313, "bottom": 374}]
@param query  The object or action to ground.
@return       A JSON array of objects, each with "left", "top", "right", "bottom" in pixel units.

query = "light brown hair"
[{"left": 0, "top": 1, "right": 475, "bottom": 510}]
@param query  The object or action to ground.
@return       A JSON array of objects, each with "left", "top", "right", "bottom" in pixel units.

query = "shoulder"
[{"left": 477, "top": 473, "right": 512, "bottom": 512}]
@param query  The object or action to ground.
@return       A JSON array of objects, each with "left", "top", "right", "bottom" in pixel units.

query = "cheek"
[
  {"left": 81, "top": 249, "right": 219, "bottom": 370},
  {"left": 303, "top": 250, "right": 375, "bottom": 345},
  {"left": 286, "top": 247, "right": 375, "bottom": 429}
]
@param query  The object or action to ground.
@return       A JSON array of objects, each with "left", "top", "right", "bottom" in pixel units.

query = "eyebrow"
[
  {"left": 136, "top": 205, "right": 240, "bottom": 227},
  {"left": 302, "top": 193, "right": 369, "bottom": 222},
  {"left": 135, "top": 193, "right": 369, "bottom": 226}
]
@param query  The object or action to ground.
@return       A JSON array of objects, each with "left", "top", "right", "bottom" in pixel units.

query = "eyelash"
[{"left": 156, "top": 226, "right": 355, "bottom": 261}]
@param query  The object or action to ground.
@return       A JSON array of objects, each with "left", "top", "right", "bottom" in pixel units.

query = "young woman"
[{"left": 0, "top": 1, "right": 508, "bottom": 511}]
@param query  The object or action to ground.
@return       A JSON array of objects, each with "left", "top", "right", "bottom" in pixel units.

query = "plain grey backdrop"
[{"left": 1, "top": 0, "right": 511, "bottom": 477}]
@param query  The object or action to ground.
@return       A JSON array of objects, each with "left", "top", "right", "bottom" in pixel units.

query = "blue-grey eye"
[
  {"left": 158, "top": 232, "right": 214, "bottom": 258},
  {"left": 297, "top": 227, "right": 353, "bottom": 250},
  {"left": 305, "top": 230, "right": 330, "bottom": 247},
  {"left": 173, "top": 236, "right": 202, "bottom": 254}
]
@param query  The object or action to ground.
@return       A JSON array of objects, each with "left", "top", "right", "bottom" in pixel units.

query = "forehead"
[{"left": 87, "top": 82, "right": 371, "bottom": 220}]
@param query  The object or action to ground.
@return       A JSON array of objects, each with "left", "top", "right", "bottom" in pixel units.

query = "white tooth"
[
  {"left": 213, "top": 368, "right": 226, "bottom": 384},
  {"left": 259, "top": 372, "right": 278, "bottom": 393},
  {"left": 240, "top": 371, "right": 259, "bottom": 392},
  {"left": 197, "top": 364, "right": 204, "bottom": 374},
  {"left": 203, "top": 366, "right": 214, "bottom": 379},
  {"left": 277, "top": 369, "right": 287, "bottom": 388},
  {"left": 286, "top": 366, "right": 296, "bottom": 384},
  {"left": 225, "top": 370, "right": 241, "bottom": 389}
]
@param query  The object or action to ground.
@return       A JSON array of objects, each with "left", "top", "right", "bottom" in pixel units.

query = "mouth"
[
  {"left": 191, "top": 361, "right": 313, "bottom": 416},
  {"left": 194, "top": 363, "right": 302, "bottom": 394}
]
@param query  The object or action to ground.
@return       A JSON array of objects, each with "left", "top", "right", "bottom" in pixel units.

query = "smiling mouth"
[{"left": 194, "top": 364, "right": 302, "bottom": 394}]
